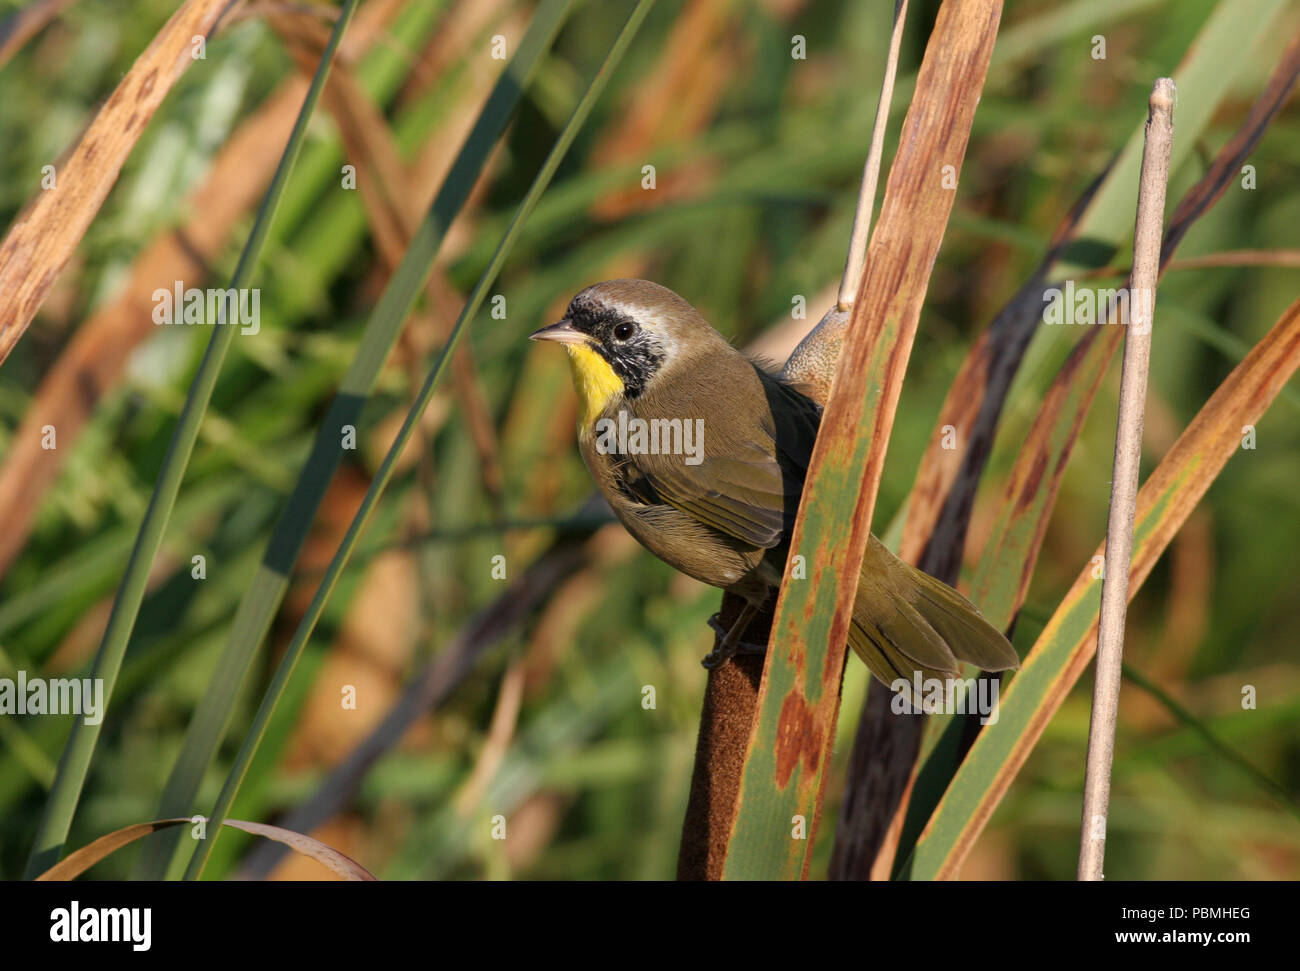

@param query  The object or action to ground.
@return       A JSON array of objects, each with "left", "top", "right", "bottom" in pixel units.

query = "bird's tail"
[{"left": 847, "top": 536, "right": 1019, "bottom": 704}]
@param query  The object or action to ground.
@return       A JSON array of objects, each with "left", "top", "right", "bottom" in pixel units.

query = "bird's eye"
[{"left": 612, "top": 320, "right": 637, "bottom": 341}]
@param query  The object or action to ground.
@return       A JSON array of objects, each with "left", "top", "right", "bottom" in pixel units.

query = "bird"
[{"left": 530, "top": 279, "right": 1019, "bottom": 695}]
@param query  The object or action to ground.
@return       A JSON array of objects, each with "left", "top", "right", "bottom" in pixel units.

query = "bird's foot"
[{"left": 701, "top": 611, "right": 767, "bottom": 669}]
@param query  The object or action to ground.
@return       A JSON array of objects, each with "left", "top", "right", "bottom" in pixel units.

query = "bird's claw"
[{"left": 701, "top": 612, "right": 768, "bottom": 669}]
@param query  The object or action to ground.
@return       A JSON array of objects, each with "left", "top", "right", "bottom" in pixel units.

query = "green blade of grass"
[
  {"left": 21, "top": 0, "right": 362, "bottom": 880},
  {"left": 897, "top": 291, "right": 1300, "bottom": 880},
  {"left": 1006, "top": 0, "right": 1291, "bottom": 397},
  {"left": 1121, "top": 663, "right": 1300, "bottom": 820},
  {"left": 180, "top": 0, "right": 658, "bottom": 881},
  {"left": 893, "top": 17, "right": 1300, "bottom": 871},
  {"left": 133, "top": 0, "right": 579, "bottom": 881},
  {"left": 719, "top": 0, "right": 1002, "bottom": 881},
  {"left": 904, "top": 0, "right": 1290, "bottom": 567}
]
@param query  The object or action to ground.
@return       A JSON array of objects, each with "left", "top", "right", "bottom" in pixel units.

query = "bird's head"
[{"left": 530, "top": 279, "right": 729, "bottom": 424}]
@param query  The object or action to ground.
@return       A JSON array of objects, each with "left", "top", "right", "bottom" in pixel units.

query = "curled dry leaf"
[{"left": 35, "top": 817, "right": 377, "bottom": 881}]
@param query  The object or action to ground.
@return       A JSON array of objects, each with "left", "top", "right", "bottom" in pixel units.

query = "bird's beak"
[{"left": 529, "top": 319, "right": 586, "bottom": 345}]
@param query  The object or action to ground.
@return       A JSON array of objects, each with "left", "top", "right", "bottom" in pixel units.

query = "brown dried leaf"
[
  {"left": 35, "top": 817, "right": 377, "bottom": 881},
  {"left": 0, "top": 0, "right": 235, "bottom": 366}
]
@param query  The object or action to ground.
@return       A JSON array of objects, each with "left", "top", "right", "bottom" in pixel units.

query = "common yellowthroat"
[{"left": 531, "top": 280, "right": 1019, "bottom": 691}]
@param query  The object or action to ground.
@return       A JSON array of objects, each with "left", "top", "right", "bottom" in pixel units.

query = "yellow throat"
[{"left": 564, "top": 343, "right": 624, "bottom": 430}]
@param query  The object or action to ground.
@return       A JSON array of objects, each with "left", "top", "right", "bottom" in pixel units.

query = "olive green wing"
[
  {"left": 627, "top": 443, "right": 793, "bottom": 548},
  {"left": 623, "top": 366, "right": 821, "bottom": 550}
]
